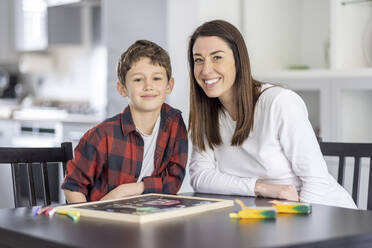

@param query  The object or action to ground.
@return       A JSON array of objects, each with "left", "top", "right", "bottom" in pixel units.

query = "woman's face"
[{"left": 192, "top": 36, "right": 236, "bottom": 103}]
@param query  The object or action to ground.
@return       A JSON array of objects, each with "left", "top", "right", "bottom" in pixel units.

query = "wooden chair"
[
  {"left": 319, "top": 141, "right": 372, "bottom": 210},
  {"left": 0, "top": 142, "right": 73, "bottom": 208}
]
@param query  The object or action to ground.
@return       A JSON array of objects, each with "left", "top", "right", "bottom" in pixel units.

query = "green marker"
[{"left": 66, "top": 212, "right": 80, "bottom": 222}]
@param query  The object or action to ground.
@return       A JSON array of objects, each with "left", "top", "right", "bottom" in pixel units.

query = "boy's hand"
[
  {"left": 254, "top": 181, "right": 299, "bottom": 202},
  {"left": 64, "top": 190, "right": 87, "bottom": 204},
  {"left": 100, "top": 182, "right": 145, "bottom": 201}
]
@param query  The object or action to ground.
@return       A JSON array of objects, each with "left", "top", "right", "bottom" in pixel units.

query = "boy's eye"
[
  {"left": 154, "top": 77, "right": 162, "bottom": 81},
  {"left": 194, "top": 58, "right": 203, "bottom": 64},
  {"left": 134, "top": 78, "right": 142, "bottom": 82}
]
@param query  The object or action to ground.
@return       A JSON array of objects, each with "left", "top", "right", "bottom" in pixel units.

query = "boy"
[{"left": 62, "top": 40, "right": 188, "bottom": 203}]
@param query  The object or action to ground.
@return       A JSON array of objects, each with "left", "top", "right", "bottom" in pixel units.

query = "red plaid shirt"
[{"left": 61, "top": 103, "right": 188, "bottom": 201}]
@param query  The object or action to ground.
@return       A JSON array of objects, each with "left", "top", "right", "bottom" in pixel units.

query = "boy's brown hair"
[{"left": 117, "top": 40, "right": 172, "bottom": 85}]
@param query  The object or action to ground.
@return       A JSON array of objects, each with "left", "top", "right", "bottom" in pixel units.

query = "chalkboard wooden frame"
[{"left": 55, "top": 194, "right": 234, "bottom": 223}]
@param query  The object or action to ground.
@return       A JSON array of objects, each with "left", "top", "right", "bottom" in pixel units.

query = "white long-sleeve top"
[{"left": 190, "top": 85, "right": 357, "bottom": 209}]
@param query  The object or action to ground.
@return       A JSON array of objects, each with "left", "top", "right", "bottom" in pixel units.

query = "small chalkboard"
[{"left": 55, "top": 194, "right": 234, "bottom": 223}]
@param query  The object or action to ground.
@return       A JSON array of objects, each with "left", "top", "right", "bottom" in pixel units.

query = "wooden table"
[{"left": 0, "top": 193, "right": 372, "bottom": 248}]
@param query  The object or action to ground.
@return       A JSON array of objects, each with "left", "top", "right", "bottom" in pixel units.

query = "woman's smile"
[{"left": 203, "top": 77, "right": 221, "bottom": 88}]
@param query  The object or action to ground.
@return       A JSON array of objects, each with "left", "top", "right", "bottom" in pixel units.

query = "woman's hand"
[
  {"left": 254, "top": 181, "right": 299, "bottom": 201},
  {"left": 100, "top": 182, "right": 145, "bottom": 201}
]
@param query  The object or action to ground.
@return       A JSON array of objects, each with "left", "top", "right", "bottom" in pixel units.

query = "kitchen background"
[{"left": 0, "top": 0, "right": 372, "bottom": 209}]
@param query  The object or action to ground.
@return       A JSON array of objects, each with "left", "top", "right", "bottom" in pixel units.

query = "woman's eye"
[
  {"left": 154, "top": 77, "right": 162, "bottom": 81},
  {"left": 194, "top": 58, "right": 203, "bottom": 64},
  {"left": 134, "top": 78, "right": 142, "bottom": 82},
  {"left": 213, "top": 56, "right": 222, "bottom": 61}
]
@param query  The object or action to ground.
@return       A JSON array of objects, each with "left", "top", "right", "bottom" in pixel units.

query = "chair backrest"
[
  {"left": 0, "top": 142, "right": 73, "bottom": 208},
  {"left": 319, "top": 141, "right": 372, "bottom": 210}
]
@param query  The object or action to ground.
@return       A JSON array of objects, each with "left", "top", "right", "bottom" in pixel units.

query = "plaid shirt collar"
[{"left": 120, "top": 103, "right": 180, "bottom": 136}]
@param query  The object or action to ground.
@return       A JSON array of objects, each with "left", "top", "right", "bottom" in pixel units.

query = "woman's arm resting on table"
[
  {"left": 255, "top": 181, "right": 299, "bottom": 201},
  {"left": 190, "top": 147, "right": 298, "bottom": 201},
  {"left": 275, "top": 90, "right": 356, "bottom": 208}
]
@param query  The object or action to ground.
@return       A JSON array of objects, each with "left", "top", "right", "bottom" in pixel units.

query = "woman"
[{"left": 188, "top": 20, "right": 356, "bottom": 209}]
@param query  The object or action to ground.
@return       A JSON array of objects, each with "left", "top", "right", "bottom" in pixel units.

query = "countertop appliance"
[
  {"left": 0, "top": 68, "right": 19, "bottom": 99},
  {"left": 0, "top": 69, "right": 9, "bottom": 97}
]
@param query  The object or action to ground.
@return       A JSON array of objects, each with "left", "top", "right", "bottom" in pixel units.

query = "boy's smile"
[
  {"left": 141, "top": 94, "right": 157, "bottom": 99},
  {"left": 117, "top": 57, "right": 174, "bottom": 115}
]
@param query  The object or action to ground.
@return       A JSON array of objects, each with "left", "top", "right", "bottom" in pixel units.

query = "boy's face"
[{"left": 117, "top": 57, "right": 174, "bottom": 114}]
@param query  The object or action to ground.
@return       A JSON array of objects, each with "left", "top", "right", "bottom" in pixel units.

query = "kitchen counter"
[
  {"left": 0, "top": 98, "right": 104, "bottom": 124},
  {"left": 0, "top": 108, "right": 102, "bottom": 154},
  {"left": 0, "top": 99, "right": 20, "bottom": 119},
  {"left": 12, "top": 108, "right": 103, "bottom": 124},
  {"left": 0, "top": 106, "right": 103, "bottom": 124}
]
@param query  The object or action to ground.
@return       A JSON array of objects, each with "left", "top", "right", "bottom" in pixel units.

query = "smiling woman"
[{"left": 187, "top": 20, "right": 357, "bottom": 209}]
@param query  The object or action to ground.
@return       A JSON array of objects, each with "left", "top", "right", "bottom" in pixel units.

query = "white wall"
[
  {"left": 166, "top": 0, "right": 241, "bottom": 193},
  {"left": 0, "top": 0, "right": 17, "bottom": 64},
  {"left": 300, "top": 0, "right": 330, "bottom": 68},
  {"left": 244, "top": 0, "right": 331, "bottom": 75},
  {"left": 167, "top": 0, "right": 241, "bottom": 123},
  {"left": 166, "top": 0, "right": 198, "bottom": 124},
  {"left": 243, "top": 0, "right": 302, "bottom": 75},
  {"left": 103, "top": 0, "right": 168, "bottom": 117},
  {"left": 341, "top": 90, "right": 372, "bottom": 142},
  {"left": 331, "top": 0, "right": 372, "bottom": 69}
]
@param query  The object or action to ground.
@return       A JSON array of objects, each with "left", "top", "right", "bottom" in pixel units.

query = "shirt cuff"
[
  {"left": 142, "top": 176, "right": 163, "bottom": 194},
  {"left": 61, "top": 179, "right": 88, "bottom": 196},
  {"left": 243, "top": 177, "right": 258, "bottom": 197}
]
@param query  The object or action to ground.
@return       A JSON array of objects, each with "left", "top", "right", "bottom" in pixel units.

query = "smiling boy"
[{"left": 61, "top": 40, "right": 188, "bottom": 203}]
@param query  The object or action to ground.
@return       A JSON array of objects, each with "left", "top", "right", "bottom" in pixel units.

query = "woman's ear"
[
  {"left": 116, "top": 81, "right": 128, "bottom": 97},
  {"left": 166, "top": 77, "right": 175, "bottom": 94}
]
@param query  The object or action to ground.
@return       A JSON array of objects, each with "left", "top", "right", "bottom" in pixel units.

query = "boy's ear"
[
  {"left": 166, "top": 77, "right": 175, "bottom": 94},
  {"left": 116, "top": 81, "right": 128, "bottom": 97}
]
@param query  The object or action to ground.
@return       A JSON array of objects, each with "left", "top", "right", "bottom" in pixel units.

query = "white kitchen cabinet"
[
  {"left": 248, "top": 0, "right": 372, "bottom": 142},
  {"left": 0, "top": 120, "right": 15, "bottom": 147},
  {"left": 0, "top": 0, "right": 18, "bottom": 63},
  {"left": 14, "top": 0, "right": 48, "bottom": 51},
  {"left": 244, "top": 0, "right": 372, "bottom": 74},
  {"left": 47, "top": 3, "right": 101, "bottom": 47},
  {"left": 257, "top": 71, "right": 372, "bottom": 142},
  {"left": 14, "top": 0, "right": 101, "bottom": 51},
  {"left": 333, "top": 77, "right": 372, "bottom": 143}
]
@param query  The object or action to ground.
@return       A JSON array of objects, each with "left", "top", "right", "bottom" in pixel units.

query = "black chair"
[
  {"left": 319, "top": 141, "right": 372, "bottom": 210},
  {"left": 0, "top": 142, "right": 73, "bottom": 208}
]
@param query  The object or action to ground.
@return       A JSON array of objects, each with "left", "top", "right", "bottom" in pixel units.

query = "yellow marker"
[
  {"left": 229, "top": 213, "right": 240, "bottom": 219},
  {"left": 230, "top": 199, "right": 277, "bottom": 219},
  {"left": 269, "top": 201, "right": 312, "bottom": 214},
  {"left": 237, "top": 207, "right": 277, "bottom": 219},
  {"left": 234, "top": 199, "right": 247, "bottom": 210},
  {"left": 56, "top": 210, "right": 81, "bottom": 217}
]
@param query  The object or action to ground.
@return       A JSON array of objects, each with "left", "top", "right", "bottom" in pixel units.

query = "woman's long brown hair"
[{"left": 188, "top": 20, "right": 263, "bottom": 151}]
